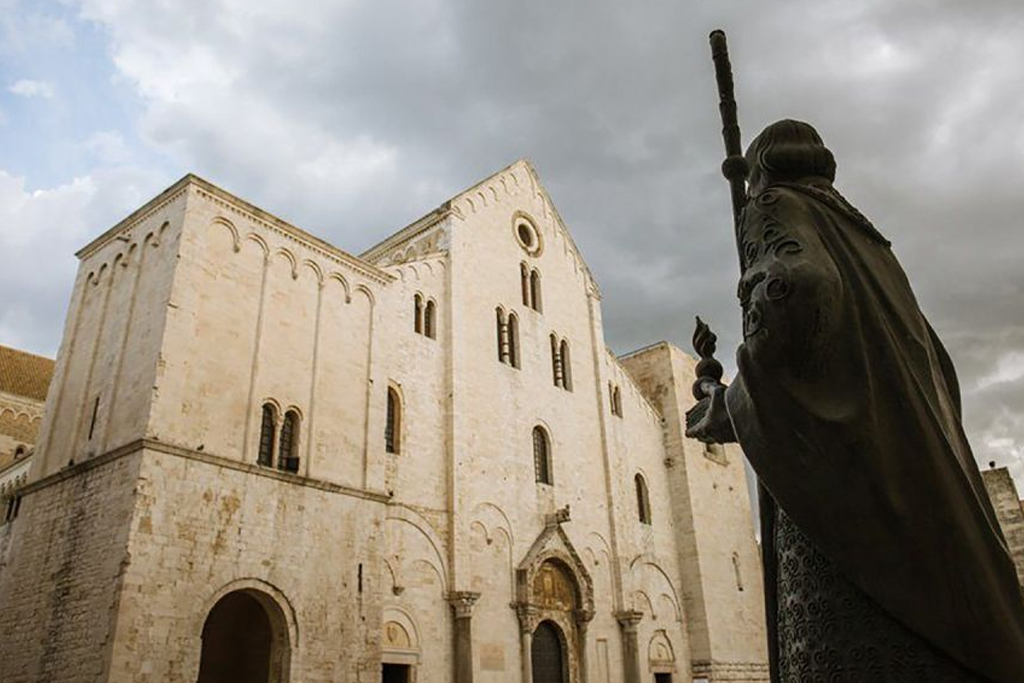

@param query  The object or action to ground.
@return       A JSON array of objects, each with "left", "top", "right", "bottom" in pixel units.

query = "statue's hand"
[{"left": 685, "top": 383, "right": 737, "bottom": 444}]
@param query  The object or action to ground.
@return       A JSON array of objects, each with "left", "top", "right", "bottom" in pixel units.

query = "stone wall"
[
  {"left": 31, "top": 190, "right": 186, "bottom": 479},
  {"left": 982, "top": 466, "right": 1024, "bottom": 588},
  {"left": 621, "top": 343, "right": 769, "bottom": 682},
  {"left": 107, "top": 445, "right": 388, "bottom": 683},
  {"left": 0, "top": 450, "right": 140, "bottom": 682}
]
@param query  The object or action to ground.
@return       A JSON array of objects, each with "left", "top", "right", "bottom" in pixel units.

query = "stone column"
[
  {"left": 615, "top": 610, "right": 643, "bottom": 683},
  {"left": 516, "top": 604, "right": 537, "bottom": 683},
  {"left": 576, "top": 609, "right": 595, "bottom": 683},
  {"left": 449, "top": 591, "right": 480, "bottom": 683}
]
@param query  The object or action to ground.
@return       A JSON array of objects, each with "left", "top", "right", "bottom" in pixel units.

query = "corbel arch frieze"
[
  {"left": 211, "top": 216, "right": 241, "bottom": 253},
  {"left": 300, "top": 259, "right": 324, "bottom": 285}
]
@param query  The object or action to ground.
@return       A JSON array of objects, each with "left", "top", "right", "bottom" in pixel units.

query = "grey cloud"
[{"left": 5, "top": 0, "right": 1023, "bottom": 483}]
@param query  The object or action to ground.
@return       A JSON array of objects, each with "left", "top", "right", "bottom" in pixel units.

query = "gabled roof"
[
  {"left": 361, "top": 160, "right": 599, "bottom": 295},
  {"left": 0, "top": 345, "right": 54, "bottom": 402}
]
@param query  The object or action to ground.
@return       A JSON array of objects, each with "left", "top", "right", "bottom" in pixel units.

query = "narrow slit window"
[
  {"left": 414, "top": 294, "right": 423, "bottom": 334},
  {"left": 613, "top": 387, "right": 622, "bottom": 417},
  {"left": 88, "top": 396, "right": 100, "bottom": 441},
  {"left": 533, "top": 426, "right": 552, "bottom": 485},
  {"left": 258, "top": 403, "right": 276, "bottom": 466},
  {"left": 386, "top": 387, "right": 401, "bottom": 454},
  {"left": 635, "top": 474, "right": 651, "bottom": 524},
  {"left": 278, "top": 410, "right": 300, "bottom": 473}
]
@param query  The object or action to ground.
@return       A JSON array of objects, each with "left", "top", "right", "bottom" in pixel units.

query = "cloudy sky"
[{"left": 2, "top": 0, "right": 1023, "bottom": 485}]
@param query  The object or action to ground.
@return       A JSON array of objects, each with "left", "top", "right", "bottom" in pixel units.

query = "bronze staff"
[
  {"left": 709, "top": 29, "right": 748, "bottom": 247},
  {"left": 689, "top": 30, "right": 746, "bottom": 405}
]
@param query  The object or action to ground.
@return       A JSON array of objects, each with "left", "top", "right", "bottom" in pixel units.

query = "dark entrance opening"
[
  {"left": 198, "top": 590, "right": 274, "bottom": 683},
  {"left": 531, "top": 620, "right": 566, "bottom": 683},
  {"left": 382, "top": 663, "right": 411, "bottom": 683},
  {"left": 655, "top": 674, "right": 673, "bottom": 683}
]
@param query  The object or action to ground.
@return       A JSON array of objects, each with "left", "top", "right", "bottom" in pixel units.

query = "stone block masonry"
[{"left": 0, "top": 449, "right": 140, "bottom": 682}]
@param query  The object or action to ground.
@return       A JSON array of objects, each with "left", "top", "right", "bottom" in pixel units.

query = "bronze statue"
[{"left": 687, "top": 32, "right": 1024, "bottom": 683}]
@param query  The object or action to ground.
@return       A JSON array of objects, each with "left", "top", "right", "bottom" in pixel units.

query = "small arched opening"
[
  {"left": 530, "top": 269, "right": 542, "bottom": 312},
  {"left": 559, "top": 339, "right": 572, "bottom": 391},
  {"left": 508, "top": 312, "right": 521, "bottom": 369},
  {"left": 635, "top": 473, "right": 652, "bottom": 525},
  {"left": 197, "top": 589, "right": 291, "bottom": 683},
  {"left": 386, "top": 387, "right": 402, "bottom": 454},
  {"left": 533, "top": 426, "right": 552, "bottom": 485},
  {"left": 521, "top": 262, "right": 532, "bottom": 307},
  {"left": 414, "top": 294, "right": 424, "bottom": 334},
  {"left": 278, "top": 410, "right": 300, "bottom": 473},
  {"left": 424, "top": 300, "right": 437, "bottom": 339},
  {"left": 258, "top": 403, "right": 277, "bottom": 466}
]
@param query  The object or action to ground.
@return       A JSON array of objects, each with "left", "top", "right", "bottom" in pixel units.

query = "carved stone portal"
[{"left": 513, "top": 522, "right": 595, "bottom": 683}]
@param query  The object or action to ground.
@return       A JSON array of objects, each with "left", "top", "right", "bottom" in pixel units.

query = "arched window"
[
  {"left": 560, "top": 339, "right": 572, "bottom": 391},
  {"left": 386, "top": 387, "right": 401, "bottom": 454},
  {"left": 508, "top": 312, "right": 520, "bottom": 369},
  {"left": 521, "top": 262, "right": 531, "bottom": 308},
  {"left": 424, "top": 300, "right": 436, "bottom": 339},
  {"left": 278, "top": 410, "right": 300, "bottom": 473},
  {"left": 530, "top": 269, "right": 542, "bottom": 312},
  {"left": 258, "top": 403, "right": 276, "bottom": 466},
  {"left": 551, "top": 334, "right": 561, "bottom": 387},
  {"left": 533, "top": 426, "right": 552, "bottom": 485},
  {"left": 414, "top": 294, "right": 423, "bottom": 334},
  {"left": 14, "top": 446, "right": 25, "bottom": 459},
  {"left": 635, "top": 473, "right": 651, "bottom": 524}
]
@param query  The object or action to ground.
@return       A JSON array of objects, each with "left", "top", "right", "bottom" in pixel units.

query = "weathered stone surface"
[
  {"left": 0, "top": 162, "right": 767, "bottom": 682},
  {"left": 982, "top": 466, "right": 1024, "bottom": 588}
]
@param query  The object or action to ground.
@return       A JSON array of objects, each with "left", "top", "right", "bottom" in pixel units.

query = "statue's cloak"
[{"left": 724, "top": 182, "right": 1024, "bottom": 683}]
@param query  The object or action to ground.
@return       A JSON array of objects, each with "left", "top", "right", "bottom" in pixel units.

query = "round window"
[{"left": 514, "top": 217, "right": 542, "bottom": 255}]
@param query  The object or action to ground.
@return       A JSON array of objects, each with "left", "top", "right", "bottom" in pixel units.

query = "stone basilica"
[{"left": 0, "top": 161, "right": 768, "bottom": 682}]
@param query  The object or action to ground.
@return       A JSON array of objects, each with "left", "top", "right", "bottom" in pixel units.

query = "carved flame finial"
[
  {"left": 691, "top": 316, "right": 724, "bottom": 400},
  {"left": 693, "top": 316, "right": 718, "bottom": 359}
]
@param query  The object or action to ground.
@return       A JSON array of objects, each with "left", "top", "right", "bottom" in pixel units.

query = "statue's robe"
[{"left": 724, "top": 181, "right": 1024, "bottom": 682}]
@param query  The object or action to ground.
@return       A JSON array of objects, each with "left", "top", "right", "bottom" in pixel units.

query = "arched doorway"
[
  {"left": 531, "top": 620, "right": 566, "bottom": 683},
  {"left": 514, "top": 523, "right": 596, "bottom": 683},
  {"left": 198, "top": 589, "right": 290, "bottom": 683}
]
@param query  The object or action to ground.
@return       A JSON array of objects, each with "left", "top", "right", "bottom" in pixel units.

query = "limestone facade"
[{"left": 0, "top": 161, "right": 768, "bottom": 682}]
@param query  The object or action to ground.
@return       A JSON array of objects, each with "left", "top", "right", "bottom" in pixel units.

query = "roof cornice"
[{"left": 76, "top": 174, "right": 392, "bottom": 284}]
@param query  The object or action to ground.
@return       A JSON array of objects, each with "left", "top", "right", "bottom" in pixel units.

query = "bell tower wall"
[
  {"left": 30, "top": 182, "right": 188, "bottom": 481},
  {"left": 620, "top": 342, "right": 769, "bottom": 682}
]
